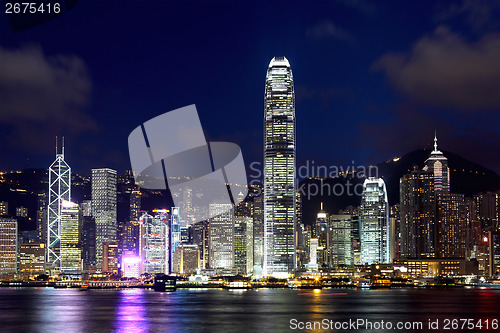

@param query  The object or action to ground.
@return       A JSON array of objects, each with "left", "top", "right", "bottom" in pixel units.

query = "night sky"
[{"left": 1, "top": 0, "right": 500, "bottom": 176}]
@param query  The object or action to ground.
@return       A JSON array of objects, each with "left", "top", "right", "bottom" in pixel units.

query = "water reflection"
[{"left": 114, "top": 289, "right": 150, "bottom": 333}]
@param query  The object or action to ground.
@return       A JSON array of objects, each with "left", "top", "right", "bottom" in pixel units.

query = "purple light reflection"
[{"left": 114, "top": 289, "right": 150, "bottom": 333}]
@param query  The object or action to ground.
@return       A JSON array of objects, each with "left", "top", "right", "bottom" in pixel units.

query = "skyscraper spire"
[
  {"left": 62, "top": 136, "right": 65, "bottom": 157},
  {"left": 434, "top": 131, "right": 438, "bottom": 152}
]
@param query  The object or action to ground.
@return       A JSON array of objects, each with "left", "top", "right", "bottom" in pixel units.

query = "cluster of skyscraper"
[{"left": 1, "top": 57, "right": 500, "bottom": 280}]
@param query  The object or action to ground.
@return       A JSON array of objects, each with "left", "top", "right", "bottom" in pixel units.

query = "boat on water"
[
  {"left": 478, "top": 278, "right": 500, "bottom": 289},
  {"left": 223, "top": 280, "right": 252, "bottom": 289},
  {"left": 354, "top": 278, "right": 371, "bottom": 288},
  {"left": 153, "top": 274, "right": 176, "bottom": 292}
]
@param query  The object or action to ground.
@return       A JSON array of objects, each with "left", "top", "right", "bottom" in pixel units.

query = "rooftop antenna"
[
  {"left": 62, "top": 136, "right": 65, "bottom": 157},
  {"left": 434, "top": 130, "right": 438, "bottom": 152},
  {"left": 55, "top": 136, "right": 58, "bottom": 155},
  {"left": 320, "top": 202, "right": 323, "bottom": 211}
]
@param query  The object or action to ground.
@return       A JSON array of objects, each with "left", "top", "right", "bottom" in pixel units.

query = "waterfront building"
[
  {"left": 139, "top": 211, "right": 169, "bottom": 274},
  {"left": 19, "top": 243, "right": 46, "bottom": 276}
]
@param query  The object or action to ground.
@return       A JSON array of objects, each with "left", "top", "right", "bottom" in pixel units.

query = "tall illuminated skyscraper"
[
  {"left": 360, "top": 177, "right": 389, "bottom": 264},
  {"left": 60, "top": 201, "right": 81, "bottom": 274},
  {"left": 91, "top": 168, "right": 117, "bottom": 271},
  {"left": 423, "top": 133, "right": 450, "bottom": 193},
  {"left": 209, "top": 203, "right": 234, "bottom": 270},
  {"left": 47, "top": 138, "right": 71, "bottom": 271},
  {"left": 0, "top": 218, "right": 17, "bottom": 275},
  {"left": 263, "top": 56, "right": 296, "bottom": 277},
  {"left": 139, "top": 210, "right": 169, "bottom": 274}
]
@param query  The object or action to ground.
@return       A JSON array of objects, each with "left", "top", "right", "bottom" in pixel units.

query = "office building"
[
  {"left": 400, "top": 168, "right": 436, "bottom": 258},
  {"left": 263, "top": 56, "right": 296, "bottom": 277},
  {"left": 252, "top": 194, "right": 264, "bottom": 273},
  {"left": 19, "top": 243, "right": 46, "bottom": 276},
  {"left": 47, "top": 139, "right": 71, "bottom": 271},
  {"left": 423, "top": 133, "right": 450, "bottom": 193},
  {"left": 330, "top": 214, "right": 353, "bottom": 266},
  {"left": 60, "top": 201, "right": 81, "bottom": 274},
  {"left": 234, "top": 216, "right": 253, "bottom": 275},
  {"left": 102, "top": 241, "right": 119, "bottom": 274},
  {"left": 209, "top": 203, "right": 234, "bottom": 270},
  {"left": 436, "top": 193, "right": 467, "bottom": 258},
  {"left": 0, "top": 218, "right": 17, "bottom": 275},
  {"left": 82, "top": 216, "right": 97, "bottom": 273},
  {"left": 314, "top": 203, "right": 330, "bottom": 267},
  {"left": 191, "top": 220, "right": 209, "bottom": 269},
  {"left": 92, "top": 168, "right": 117, "bottom": 271},
  {"left": 139, "top": 211, "right": 169, "bottom": 274},
  {"left": 360, "top": 177, "right": 389, "bottom": 264},
  {"left": 172, "top": 244, "right": 200, "bottom": 274}
]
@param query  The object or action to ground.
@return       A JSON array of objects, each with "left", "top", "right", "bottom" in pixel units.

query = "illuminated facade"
[
  {"left": 263, "top": 56, "right": 296, "bottom": 277},
  {"left": 252, "top": 194, "right": 264, "bottom": 272},
  {"left": 423, "top": 133, "right": 450, "bottom": 193},
  {"left": 172, "top": 244, "right": 200, "bottom": 274},
  {"left": 436, "top": 193, "right": 466, "bottom": 258},
  {"left": 139, "top": 211, "right": 168, "bottom": 274},
  {"left": 169, "top": 207, "right": 181, "bottom": 274},
  {"left": 122, "top": 188, "right": 142, "bottom": 255},
  {"left": 234, "top": 216, "right": 253, "bottom": 275},
  {"left": 102, "top": 241, "right": 119, "bottom": 274},
  {"left": 91, "top": 168, "right": 117, "bottom": 271},
  {"left": 122, "top": 252, "right": 141, "bottom": 278},
  {"left": 314, "top": 203, "right": 330, "bottom": 267},
  {"left": 360, "top": 177, "right": 389, "bottom": 264},
  {"left": 330, "top": 215, "right": 353, "bottom": 266},
  {"left": 0, "top": 218, "right": 17, "bottom": 274},
  {"left": 400, "top": 169, "right": 436, "bottom": 258},
  {"left": 19, "top": 243, "right": 46, "bottom": 276},
  {"left": 60, "top": 201, "right": 81, "bottom": 274},
  {"left": 209, "top": 203, "right": 234, "bottom": 269},
  {"left": 400, "top": 135, "right": 455, "bottom": 259},
  {"left": 47, "top": 139, "right": 71, "bottom": 271}
]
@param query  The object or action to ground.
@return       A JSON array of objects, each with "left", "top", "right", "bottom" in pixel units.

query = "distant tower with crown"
[{"left": 423, "top": 132, "right": 450, "bottom": 193}]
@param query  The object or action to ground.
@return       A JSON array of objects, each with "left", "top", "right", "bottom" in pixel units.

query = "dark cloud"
[
  {"left": 434, "top": 0, "right": 500, "bottom": 31},
  {"left": 0, "top": 45, "right": 97, "bottom": 153},
  {"left": 373, "top": 27, "right": 500, "bottom": 111},
  {"left": 306, "top": 20, "right": 353, "bottom": 42}
]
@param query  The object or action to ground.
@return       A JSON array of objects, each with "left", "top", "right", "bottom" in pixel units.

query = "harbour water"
[{"left": 1, "top": 287, "right": 500, "bottom": 332}]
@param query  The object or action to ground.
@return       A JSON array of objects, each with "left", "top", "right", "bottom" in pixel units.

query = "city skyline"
[{"left": 1, "top": 1, "right": 500, "bottom": 331}]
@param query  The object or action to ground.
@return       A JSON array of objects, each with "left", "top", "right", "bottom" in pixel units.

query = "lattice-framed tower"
[{"left": 47, "top": 137, "right": 71, "bottom": 271}]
